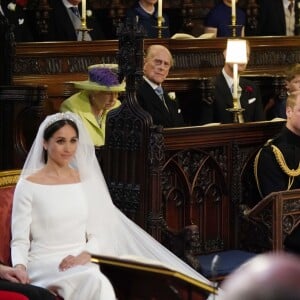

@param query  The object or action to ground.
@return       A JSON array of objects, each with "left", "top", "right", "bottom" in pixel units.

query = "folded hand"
[{"left": 59, "top": 251, "right": 91, "bottom": 271}]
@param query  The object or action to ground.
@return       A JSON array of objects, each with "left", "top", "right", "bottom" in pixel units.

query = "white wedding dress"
[{"left": 11, "top": 179, "right": 115, "bottom": 300}]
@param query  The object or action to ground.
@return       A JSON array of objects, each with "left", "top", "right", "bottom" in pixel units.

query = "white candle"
[
  {"left": 158, "top": 0, "right": 162, "bottom": 19},
  {"left": 231, "top": 0, "right": 236, "bottom": 18},
  {"left": 81, "top": 0, "right": 86, "bottom": 20},
  {"left": 233, "top": 63, "right": 238, "bottom": 107}
]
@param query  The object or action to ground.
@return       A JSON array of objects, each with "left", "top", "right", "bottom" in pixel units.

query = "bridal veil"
[{"left": 20, "top": 112, "right": 214, "bottom": 289}]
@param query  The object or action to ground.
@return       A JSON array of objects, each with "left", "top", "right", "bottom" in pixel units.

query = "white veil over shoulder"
[{"left": 21, "top": 112, "right": 214, "bottom": 290}]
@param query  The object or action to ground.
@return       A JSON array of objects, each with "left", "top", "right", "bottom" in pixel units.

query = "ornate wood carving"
[
  {"left": 243, "top": 190, "right": 300, "bottom": 251},
  {"left": 147, "top": 126, "right": 166, "bottom": 236},
  {"left": 103, "top": 18, "right": 166, "bottom": 240},
  {"left": 160, "top": 121, "right": 285, "bottom": 254},
  {"left": 35, "top": 0, "right": 52, "bottom": 39},
  {"left": 104, "top": 19, "right": 146, "bottom": 223}
]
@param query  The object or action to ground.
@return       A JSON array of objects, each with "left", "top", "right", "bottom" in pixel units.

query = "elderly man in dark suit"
[
  {"left": 46, "top": 0, "right": 104, "bottom": 41},
  {"left": 196, "top": 41, "right": 265, "bottom": 125},
  {"left": 136, "top": 44, "right": 185, "bottom": 128}
]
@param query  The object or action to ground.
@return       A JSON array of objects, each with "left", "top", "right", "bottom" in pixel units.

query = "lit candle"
[
  {"left": 81, "top": 0, "right": 86, "bottom": 20},
  {"left": 158, "top": 0, "right": 162, "bottom": 19},
  {"left": 231, "top": 0, "right": 236, "bottom": 18},
  {"left": 233, "top": 63, "right": 238, "bottom": 108}
]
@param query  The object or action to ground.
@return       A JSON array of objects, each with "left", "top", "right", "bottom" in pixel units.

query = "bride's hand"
[{"left": 59, "top": 252, "right": 91, "bottom": 271}]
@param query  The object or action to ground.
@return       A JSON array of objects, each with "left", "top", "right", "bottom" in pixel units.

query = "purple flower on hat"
[{"left": 88, "top": 68, "right": 119, "bottom": 87}]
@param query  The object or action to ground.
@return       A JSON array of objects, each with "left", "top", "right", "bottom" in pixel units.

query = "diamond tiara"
[{"left": 44, "top": 112, "right": 79, "bottom": 129}]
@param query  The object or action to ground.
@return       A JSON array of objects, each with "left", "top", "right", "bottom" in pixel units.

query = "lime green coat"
[{"left": 60, "top": 91, "right": 121, "bottom": 146}]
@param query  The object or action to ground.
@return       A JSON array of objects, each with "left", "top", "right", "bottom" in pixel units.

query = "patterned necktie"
[
  {"left": 70, "top": 6, "right": 81, "bottom": 19},
  {"left": 155, "top": 86, "right": 169, "bottom": 111},
  {"left": 288, "top": 0, "right": 294, "bottom": 14}
]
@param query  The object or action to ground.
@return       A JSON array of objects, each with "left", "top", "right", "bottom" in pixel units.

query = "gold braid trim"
[
  {"left": 271, "top": 145, "right": 300, "bottom": 177},
  {"left": 254, "top": 147, "right": 264, "bottom": 199}
]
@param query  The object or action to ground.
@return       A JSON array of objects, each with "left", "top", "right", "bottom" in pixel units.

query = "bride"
[{"left": 11, "top": 112, "right": 215, "bottom": 299}]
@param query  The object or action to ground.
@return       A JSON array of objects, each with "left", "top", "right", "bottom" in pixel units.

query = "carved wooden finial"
[{"left": 116, "top": 17, "right": 146, "bottom": 94}]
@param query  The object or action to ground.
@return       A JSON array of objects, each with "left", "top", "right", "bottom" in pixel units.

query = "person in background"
[
  {"left": 60, "top": 64, "right": 125, "bottom": 146},
  {"left": 265, "top": 63, "right": 300, "bottom": 119},
  {"left": 0, "top": 264, "right": 55, "bottom": 300},
  {"left": 254, "top": 91, "right": 300, "bottom": 254},
  {"left": 257, "top": 0, "right": 296, "bottom": 36},
  {"left": 125, "top": 0, "right": 170, "bottom": 38},
  {"left": 136, "top": 44, "right": 184, "bottom": 127},
  {"left": 220, "top": 252, "right": 300, "bottom": 300},
  {"left": 46, "top": 0, "right": 105, "bottom": 41},
  {"left": 203, "top": 0, "right": 246, "bottom": 37},
  {"left": 196, "top": 40, "right": 264, "bottom": 124},
  {"left": 0, "top": 0, "right": 34, "bottom": 42}
]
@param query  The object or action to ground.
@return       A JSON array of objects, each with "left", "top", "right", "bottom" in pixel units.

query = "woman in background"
[
  {"left": 126, "top": 0, "right": 170, "bottom": 38},
  {"left": 60, "top": 64, "right": 125, "bottom": 146}
]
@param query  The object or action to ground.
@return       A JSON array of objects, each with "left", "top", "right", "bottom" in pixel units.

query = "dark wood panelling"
[{"left": 0, "top": 85, "right": 46, "bottom": 170}]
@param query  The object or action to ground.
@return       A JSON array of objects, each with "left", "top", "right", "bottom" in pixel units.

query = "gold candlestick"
[
  {"left": 225, "top": 39, "right": 248, "bottom": 123},
  {"left": 157, "top": 16, "right": 163, "bottom": 38},
  {"left": 231, "top": 15, "right": 237, "bottom": 37},
  {"left": 226, "top": 103, "right": 245, "bottom": 123},
  {"left": 77, "top": 18, "right": 92, "bottom": 41},
  {"left": 154, "top": 16, "right": 168, "bottom": 38},
  {"left": 228, "top": 5, "right": 242, "bottom": 37}
]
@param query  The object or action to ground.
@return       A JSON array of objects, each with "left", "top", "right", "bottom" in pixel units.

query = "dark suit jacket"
[
  {"left": 197, "top": 73, "right": 265, "bottom": 124},
  {"left": 257, "top": 0, "right": 290, "bottom": 36},
  {"left": 1, "top": 0, "right": 34, "bottom": 42},
  {"left": 136, "top": 79, "right": 185, "bottom": 128},
  {"left": 46, "top": 0, "right": 104, "bottom": 41}
]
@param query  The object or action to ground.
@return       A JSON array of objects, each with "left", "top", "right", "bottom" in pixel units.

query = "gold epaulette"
[{"left": 271, "top": 144, "right": 300, "bottom": 177}]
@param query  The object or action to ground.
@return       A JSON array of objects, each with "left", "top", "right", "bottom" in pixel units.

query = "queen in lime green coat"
[{"left": 60, "top": 64, "right": 125, "bottom": 146}]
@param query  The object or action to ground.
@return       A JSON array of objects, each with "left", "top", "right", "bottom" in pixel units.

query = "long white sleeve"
[{"left": 11, "top": 179, "right": 32, "bottom": 267}]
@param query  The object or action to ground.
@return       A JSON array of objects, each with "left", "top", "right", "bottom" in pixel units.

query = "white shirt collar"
[
  {"left": 143, "top": 76, "right": 160, "bottom": 90},
  {"left": 222, "top": 68, "right": 235, "bottom": 89},
  {"left": 63, "top": 0, "right": 78, "bottom": 9}
]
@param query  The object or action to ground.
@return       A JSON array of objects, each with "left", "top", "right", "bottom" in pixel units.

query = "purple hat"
[{"left": 71, "top": 64, "right": 125, "bottom": 92}]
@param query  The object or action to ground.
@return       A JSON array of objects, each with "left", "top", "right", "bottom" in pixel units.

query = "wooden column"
[{"left": 103, "top": 18, "right": 166, "bottom": 241}]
